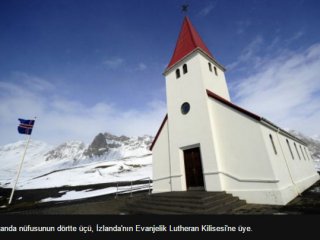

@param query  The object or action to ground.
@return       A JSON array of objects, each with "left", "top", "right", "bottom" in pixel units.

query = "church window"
[
  {"left": 294, "top": 143, "right": 301, "bottom": 160},
  {"left": 214, "top": 66, "right": 218, "bottom": 76},
  {"left": 286, "top": 139, "right": 294, "bottom": 160},
  {"left": 269, "top": 134, "right": 277, "bottom": 155},
  {"left": 304, "top": 147, "right": 310, "bottom": 160},
  {"left": 176, "top": 69, "right": 181, "bottom": 79},
  {"left": 181, "top": 102, "right": 190, "bottom": 115},
  {"left": 183, "top": 64, "right": 188, "bottom": 74},
  {"left": 300, "top": 145, "right": 306, "bottom": 160},
  {"left": 208, "top": 62, "right": 212, "bottom": 72}
]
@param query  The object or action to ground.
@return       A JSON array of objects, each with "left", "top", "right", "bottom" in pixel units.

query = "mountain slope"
[{"left": 0, "top": 133, "right": 153, "bottom": 190}]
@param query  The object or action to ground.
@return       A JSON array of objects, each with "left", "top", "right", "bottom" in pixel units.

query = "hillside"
[{"left": 0, "top": 133, "right": 153, "bottom": 191}]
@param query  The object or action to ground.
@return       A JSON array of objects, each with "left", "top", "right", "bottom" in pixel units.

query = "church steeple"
[
  {"left": 164, "top": 16, "right": 229, "bottom": 101},
  {"left": 166, "top": 16, "right": 215, "bottom": 70}
]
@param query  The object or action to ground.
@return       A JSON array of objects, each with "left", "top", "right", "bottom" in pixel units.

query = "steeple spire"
[{"left": 166, "top": 16, "right": 214, "bottom": 70}]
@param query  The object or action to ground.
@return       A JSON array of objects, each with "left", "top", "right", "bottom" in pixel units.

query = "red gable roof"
[{"left": 166, "top": 16, "right": 214, "bottom": 70}]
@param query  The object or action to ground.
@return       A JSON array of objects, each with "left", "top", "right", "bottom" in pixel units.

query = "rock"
[{"left": 84, "top": 133, "right": 109, "bottom": 157}]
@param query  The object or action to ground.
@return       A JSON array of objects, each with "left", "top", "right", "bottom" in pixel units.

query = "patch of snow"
[
  {"left": 310, "top": 186, "right": 320, "bottom": 193},
  {"left": 39, "top": 184, "right": 149, "bottom": 202}
]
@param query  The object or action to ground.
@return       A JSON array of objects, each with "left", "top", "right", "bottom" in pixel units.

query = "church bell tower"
[{"left": 161, "top": 16, "right": 230, "bottom": 191}]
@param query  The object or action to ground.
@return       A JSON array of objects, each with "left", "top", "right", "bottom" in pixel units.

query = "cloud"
[
  {"left": 285, "top": 31, "right": 305, "bottom": 44},
  {"left": 103, "top": 58, "right": 147, "bottom": 72},
  {"left": 227, "top": 36, "right": 264, "bottom": 70},
  {"left": 230, "top": 42, "right": 320, "bottom": 137},
  {"left": 228, "top": 31, "right": 307, "bottom": 72},
  {"left": 236, "top": 20, "right": 252, "bottom": 35},
  {"left": 103, "top": 57, "right": 124, "bottom": 69},
  {"left": 199, "top": 2, "right": 217, "bottom": 16},
  {"left": 136, "top": 63, "right": 147, "bottom": 71},
  {"left": 0, "top": 74, "right": 166, "bottom": 145}
]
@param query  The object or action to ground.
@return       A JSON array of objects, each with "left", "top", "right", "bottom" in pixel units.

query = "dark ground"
[{"left": 0, "top": 180, "right": 319, "bottom": 215}]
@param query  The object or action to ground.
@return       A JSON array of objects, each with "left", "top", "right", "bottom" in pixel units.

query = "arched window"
[
  {"left": 208, "top": 62, "right": 212, "bottom": 72},
  {"left": 269, "top": 134, "right": 277, "bottom": 155},
  {"left": 176, "top": 69, "right": 180, "bottom": 79},
  {"left": 294, "top": 142, "right": 301, "bottom": 160},
  {"left": 306, "top": 149, "right": 313, "bottom": 161},
  {"left": 286, "top": 139, "right": 294, "bottom": 160},
  {"left": 304, "top": 147, "right": 310, "bottom": 160},
  {"left": 214, "top": 66, "right": 218, "bottom": 76},
  {"left": 300, "top": 145, "right": 306, "bottom": 160},
  {"left": 183, "top": 64, "right": 188, "bottom": 74}
]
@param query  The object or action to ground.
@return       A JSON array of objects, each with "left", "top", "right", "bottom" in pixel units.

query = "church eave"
[
  {"left": 260, "top": 118, "right": 307, "bottom": 146},
  {"left": 149, "top": 114, "right": 168, "bottom": 151},
  {"left": 206, "top": 89, "right": 261, "bottom": 121}
]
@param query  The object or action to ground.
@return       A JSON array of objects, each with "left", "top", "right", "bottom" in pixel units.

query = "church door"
[{"left": 183, "top": 147, "right": 204, "bottom": 190}]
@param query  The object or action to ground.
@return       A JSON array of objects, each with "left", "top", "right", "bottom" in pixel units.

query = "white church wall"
[
  {"left": 276, "top": 133, "right": 319, "bottom": 193},
  {"left": 207, "top": 98, "right": 295, "bottom": 204},
  {"left": 165, "top": 54, "right": 223, "bottom": 191},
  {"left": 205, "top": 96, "right": 319, "bottom": 204},
  {"left": 307, "top": 148, "right": 318, "bottom": 169},
  {"left": 207, "top": 98, "right": 276, "bottom": 182},
  {"left": 259, "top": 129, "right": 291, "bottom": 186},
  {"left": 259, "top": 127, "right": 299, "bottom": 204},
  {"left": 152, "top": 121, "right": 171, "bottom": 193}
]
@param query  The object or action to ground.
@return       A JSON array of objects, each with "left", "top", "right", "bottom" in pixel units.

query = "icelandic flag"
[{"left": 18, "top": 119, "right": 35, "bottom": 135}]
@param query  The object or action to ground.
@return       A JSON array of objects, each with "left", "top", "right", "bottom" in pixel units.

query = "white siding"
[
  {"left": 152, "top": 121, "right": 171, "bottom": 193},
  {"left": 206, "top": 97, "right": 319, "bottom": 204}
]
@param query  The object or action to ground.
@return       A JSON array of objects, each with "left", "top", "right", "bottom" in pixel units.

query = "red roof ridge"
[
  {"left": 206, "top": 89, "right": 261, "bottom": 121},
  {"left": 166, "top": 16, "right": 214, "bottom": 70}
]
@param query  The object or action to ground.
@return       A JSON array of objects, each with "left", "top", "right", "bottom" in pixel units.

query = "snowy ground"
[
  {"left": 39, "top": 183, "right": 150, "bottom": 203},
  {"left": 13, "top": 155, "right": 152, "bottom": 189},
  {"left": 0, "top": 140, "right": 152, "bottom": 203}
]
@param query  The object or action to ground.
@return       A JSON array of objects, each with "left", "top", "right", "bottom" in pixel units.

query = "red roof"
[
  {"left": 149, "top": 114, "right": 168, "bottom": 151},
  {"left": 166, "top": 16, "right": 214, "bottom": 70}
]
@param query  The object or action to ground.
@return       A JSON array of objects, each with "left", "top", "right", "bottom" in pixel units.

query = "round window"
[{"left": 181, "top": 102, "right": 190, "bottom": 115}]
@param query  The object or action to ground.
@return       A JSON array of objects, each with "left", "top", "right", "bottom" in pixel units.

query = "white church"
[{"left": 150, "top": 16, "right": 319, "bottom": 205}]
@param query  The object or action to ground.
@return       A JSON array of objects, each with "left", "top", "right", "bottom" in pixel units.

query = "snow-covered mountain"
[
  {"left": 45, "top": 141, "right": 86, "bottom": 162},
  {"left": 0, "top": 133, "right": 153, "bottom": 190}
]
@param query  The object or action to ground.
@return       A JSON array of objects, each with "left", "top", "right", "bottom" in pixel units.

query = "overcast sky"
[{"left": 0, "top": 0, "right": 319, "bottom": 145}]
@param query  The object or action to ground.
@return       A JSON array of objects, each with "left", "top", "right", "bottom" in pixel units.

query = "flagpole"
[
  {"left": 8, "top": 134, "right": 31, "bottom": 205},
  {"left": 8, "top": 123, "right": 34, "bottom": 205}
]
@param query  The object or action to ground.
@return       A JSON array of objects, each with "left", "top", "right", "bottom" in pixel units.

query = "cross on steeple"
[{"left": 181, "top": 4, "right": 189, "bottom": 14}]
